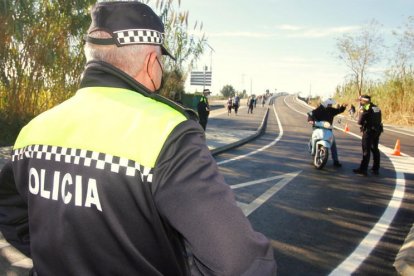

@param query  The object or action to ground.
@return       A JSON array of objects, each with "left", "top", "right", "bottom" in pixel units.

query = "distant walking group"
[
  {"left": 226, "top": 94, "right": 240, "bottom": 115},
  {"left": 225, "top": 94, "right": 268, "bottom": 115}
]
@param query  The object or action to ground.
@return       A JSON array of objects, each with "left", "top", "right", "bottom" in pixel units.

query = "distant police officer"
[
  {"left": 353, "top": 95, "right": 383, "bottom": 176},
  {"left": 197, "top": 89, "right": 211, "bottom": 130},
  {"left": 0, "top": 2, "right": 276, "bottom": 275}
]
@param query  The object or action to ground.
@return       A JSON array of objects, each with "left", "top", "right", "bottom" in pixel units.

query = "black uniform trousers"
[
  {"left": 199, "top": 115, "right": 208, "bottom": 130},
  {"left": 359, "top": 130, "right": 381, "bottom": 172}
]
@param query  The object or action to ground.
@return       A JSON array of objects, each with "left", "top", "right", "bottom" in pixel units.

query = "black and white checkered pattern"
[
  {"left": 12, "top": 145, "right": 153, "bottom": 182},
  {"left": 114, "top": 29, "right": 164, "bottom": 46}
]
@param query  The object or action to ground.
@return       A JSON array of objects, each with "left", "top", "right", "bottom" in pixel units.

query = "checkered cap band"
[
  {"left": 12, "top": 145, "right": 153, "bottom": 183},
  {"left": 114, "top": 29, "right": 164, "bottom": 46}
]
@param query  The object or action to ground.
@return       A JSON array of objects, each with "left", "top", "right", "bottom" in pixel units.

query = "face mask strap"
[{"left": 147, "top": 55, "right": 164, "bottom": 91}]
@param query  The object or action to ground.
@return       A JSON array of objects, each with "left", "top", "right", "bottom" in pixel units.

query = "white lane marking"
[
  {"left": 0, "top": 237, "right": 33, "bottom": 268},
  {"left": 382, "top": 127, "right": 414, "bottom": 138},
  {"left": 329, "top": 169, "right": 405, "bottom": 275},
  {"left": 285, "top": 96, "right": 308, "bottom": 116},
  {"left": 217, "top": 102, "right": 283, "bottom": 165},
  {"left": 284, "top": 95, "right": 409, "bottom": 274},
  {"left": 232, "top": 171, "right": 302, "bottom": 216},
  {"left": 0, "top": 240, "right": 9, "bottom": 249},
  {"left": 12, "top": 258, "right": 33, "bottom": 269}
]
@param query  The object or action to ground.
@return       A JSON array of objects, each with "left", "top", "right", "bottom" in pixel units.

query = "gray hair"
[{"left": 84, "top": 31, "right": 160, "bottom": 77}]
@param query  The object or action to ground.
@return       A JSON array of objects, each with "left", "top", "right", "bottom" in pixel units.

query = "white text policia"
[{"left": 29, "top": 168, "right": 102, "bottom": 211}]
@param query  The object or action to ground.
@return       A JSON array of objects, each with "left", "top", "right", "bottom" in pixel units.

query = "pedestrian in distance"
[
  {"left": 349, "top": 104, "right": 356, "bottom": 120},
  {"left": 307, "top": 98, "right": 348, "bottom": 167},
  {"left": 353, "top": 95, "right": 383, "bottom": 176},
  {"left": 247, "top": 95, "right": 255, "bottom": 114},
  {"left": 226, "top": 96, "right": 233, "bottom": 116},
  {"left": 197, "top": 88, "right": 211, "bottom": 130},
  {"left": 233, "top": 94, "right": 240, "bottom": 115},
  {"left": 0, "top": 2, "right": 277, "bottom": 275}
]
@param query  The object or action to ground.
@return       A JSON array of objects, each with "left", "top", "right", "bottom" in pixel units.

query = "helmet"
[{"left": 321, "top": 98, "right": 336, "bottom": 108}]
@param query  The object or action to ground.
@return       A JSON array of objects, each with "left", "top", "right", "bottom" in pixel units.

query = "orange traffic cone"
[
  {"left": 344, "top": 123, "right": 350, "bottom": 132},
  {"left": 392, "top": 139, "right": 401, "bottom": 156}
]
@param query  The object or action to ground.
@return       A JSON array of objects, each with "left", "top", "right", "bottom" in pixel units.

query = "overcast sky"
[{"left": 157, "top": 0, "right": 414, "bottom": 98}]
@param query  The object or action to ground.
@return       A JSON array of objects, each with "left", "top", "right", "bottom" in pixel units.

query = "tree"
[
  {"left": 220, "top": 85, "right": 236, "bottom": 98},
  {"left": 387, "top": 16, "right": 414, "bottom": 112},
  {"left": 0, "top": 0, "right": 94, "bottom": 120},
  {"left": 0, "top": 0, "right": 208, "bottom": 145},
  {"left": 336, "top": 20, "right": 384, "bottom": 96},
  {"left": 162, "top": 69, "right": 185, "bottom": 101},
  {"left": 390, "top": 16, "right": 414, "bottom": 78},
  {"left": 150, "top": 0, "right": 207, "bottom": 98},
  {"left": 239, "top": 89, "right": 247, "bottom": 99}
]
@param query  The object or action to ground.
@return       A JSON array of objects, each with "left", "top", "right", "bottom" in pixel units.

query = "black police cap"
[
  {"left": 85, "top": 1, "right": 175, "bottom": 60},
  {"left": 359, "top": 95, "right": 371, "bottom": 102}
]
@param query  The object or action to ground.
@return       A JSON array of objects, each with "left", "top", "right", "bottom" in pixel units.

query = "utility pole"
[
  {"left": 203, "top": 65, "right": 207, "bottom": 91},
  {"left": 309, "top": 82, "right": 312, "bottom": 100},
  {"left": 205, "top": 43, "right": 215, "bottom": 72},
  {"left": 205, "top": 43, "right": 215, "bottom": 91}
]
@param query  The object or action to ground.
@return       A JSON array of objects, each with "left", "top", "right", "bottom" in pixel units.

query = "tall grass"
[{"left": 333, "top": 75, "right": 414, "bottom": 126}]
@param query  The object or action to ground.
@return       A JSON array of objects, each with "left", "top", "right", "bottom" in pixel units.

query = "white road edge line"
[
  {"left": 284, "top": 95, "right": 408, "bottom": 275},
  {"left": 217, "top": 102, "right": 283, "bottom": 165}
]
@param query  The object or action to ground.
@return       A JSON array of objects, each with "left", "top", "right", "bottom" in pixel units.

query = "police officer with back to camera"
[
  {"left": 353, "top": 95, "right": 383, "bottom": 176},
  {"left": 0, "top": 1, "right": 276, "bottom": 275}
]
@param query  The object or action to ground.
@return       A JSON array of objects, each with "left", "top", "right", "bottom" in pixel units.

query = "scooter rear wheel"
[{"left": 314, "top": 145, "right": 329, "bottom": 169}]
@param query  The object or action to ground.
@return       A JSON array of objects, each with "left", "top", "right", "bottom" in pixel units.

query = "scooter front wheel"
[{"left": 314, "top": 145, "right": 329, "bottom": 169}]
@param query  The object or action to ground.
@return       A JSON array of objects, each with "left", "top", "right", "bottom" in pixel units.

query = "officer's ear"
[
  {"left": 146, "top": 51, "right": 158, "bottom": 79},
  {"left": 135, "top": 51, "right": 159, "bottom": 91}
]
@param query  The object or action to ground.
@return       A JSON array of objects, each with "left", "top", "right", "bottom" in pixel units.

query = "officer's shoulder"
[
  {"left": 151, "top": 94, "right": 199, "bottom": 121},
  {"left": 372, "top": 105, "right": 381, "bottom": 113}
]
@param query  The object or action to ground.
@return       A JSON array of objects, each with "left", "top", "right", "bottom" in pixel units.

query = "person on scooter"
[{"left": 307, "top": 98, "right": 348, "bottom": 167}]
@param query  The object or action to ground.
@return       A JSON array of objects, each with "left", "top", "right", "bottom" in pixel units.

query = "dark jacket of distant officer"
[
  {"left": 197, "top": 89, "right": 211, "bottom": 130},
  {"left": 0, "top": 2, "right": 276, "bottom": 276}
]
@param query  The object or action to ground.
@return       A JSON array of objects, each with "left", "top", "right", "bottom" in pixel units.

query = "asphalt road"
[
  {"left": 213, "top": 95, "right": 414, "bottom": 275},
  {"left": 1, "top": 95, "right": 413, "bottom": 275}
]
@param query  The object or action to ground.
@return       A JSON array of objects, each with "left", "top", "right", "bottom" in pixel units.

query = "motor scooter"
[{"left": 308, "top": 120, "right": 334, "bottom": 169}]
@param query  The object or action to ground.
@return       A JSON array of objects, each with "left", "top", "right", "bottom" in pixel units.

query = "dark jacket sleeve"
[
  {"left": 310, "top": 106, "right": 323, "bottom": 121},
  {"left": 358, "top": 111, "right": 365, "bottom": 126},
  {"left": 0, "top": 160, "right": 31, "bottom": 256},
  {"left": 331, "top": 105, "right": 346, "bottom": 116},
  {"left": 153, "top": 120, "right": 276, "bottom": 275}
]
